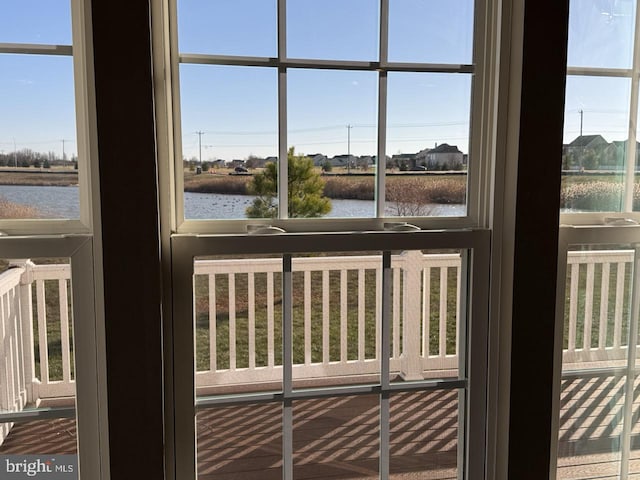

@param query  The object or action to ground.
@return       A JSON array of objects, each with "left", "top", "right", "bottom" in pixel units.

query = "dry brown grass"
[
  {"left": 184, "top": 172, "right": 250, "bottom": 194},
  {"left": 0, "top": 171, "right": 78, "bottom": 186},
  {"left": 0, "top": 197, "right": 40, "bottom": 219}
]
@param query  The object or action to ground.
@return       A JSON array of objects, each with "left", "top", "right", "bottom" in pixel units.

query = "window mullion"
[
  {"left": 278, "top": 0, "right": 288, "bottom": 219},
  {"left": 624, "top": 2, "right": 640, "bottom": 211},
  {"left": 376, "top": 0, "right": 389, "bottom": 219}
]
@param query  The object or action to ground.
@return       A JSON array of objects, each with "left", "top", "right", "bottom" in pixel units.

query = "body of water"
[{"left": 0, "top": 185, "right": 467, "bottom": 219}]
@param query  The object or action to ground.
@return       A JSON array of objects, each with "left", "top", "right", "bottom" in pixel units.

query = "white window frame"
[
  {"left": 560, "top": 0, "right": 640, "bottom": 226},
  {"left": 0, "top": 0, "right": 99, "bottom": 237},
  {"left": 170, "top": 229, "right": 490, "bottom": 480},
  {"left": 0, "top": 234, "right": 110, "bottom": 480},
  {"left": 152, "top": 0, "right": 501, "bottom": 235},
  {"left": 551, "top": 224, "right": 640, "bottom": 479}
]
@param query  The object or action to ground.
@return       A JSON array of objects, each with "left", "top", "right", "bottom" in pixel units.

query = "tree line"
[{"left": 0, "top": 149, "right": 77, "bottom": 169}]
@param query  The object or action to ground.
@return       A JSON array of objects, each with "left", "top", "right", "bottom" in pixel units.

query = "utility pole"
[
  {"left": 579, "top": 109, "right": 583, "bottom": 137},
  {"left": 346, "top": 124, "right": 352, "bottom": 174},
  {"left": 196, "top": 131, "right": 205, "bottom": 164},
  {"left": 61, "top": 139, "right": 66, "bottom": 161}
]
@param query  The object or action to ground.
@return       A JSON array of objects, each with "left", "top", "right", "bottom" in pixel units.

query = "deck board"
[{"left": 1, "top": 373, "right": 639, "bottom": 479}]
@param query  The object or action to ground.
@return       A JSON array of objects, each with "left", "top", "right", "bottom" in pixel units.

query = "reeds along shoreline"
[
  {"left": 183, "top": 174, "right": 468, "bottom": 204},
  {"left": 0, "top": 197, "right": 40, "bottom": 219}
]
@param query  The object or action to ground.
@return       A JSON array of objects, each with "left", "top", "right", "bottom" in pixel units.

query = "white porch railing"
[
  {"left": 563, "top": 250, "right": 635, "bottom": 365},
  {"left": 0, "top": 249, "right": 636, "bottom": 433},
  {"left": 194, "top": 252, "right": 462, "bottom": 387}
]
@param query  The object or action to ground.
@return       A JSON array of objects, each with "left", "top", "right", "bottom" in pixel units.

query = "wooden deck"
[{"left": 1, "top": 373, "right": 639, "bottom": 479}]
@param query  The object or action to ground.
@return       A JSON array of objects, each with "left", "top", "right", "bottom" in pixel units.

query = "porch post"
[{"left": 400, "top": 250, "right": 423, "bottom": 380}]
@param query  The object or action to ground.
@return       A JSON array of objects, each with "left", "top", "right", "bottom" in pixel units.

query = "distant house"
[
  {"left": 305, "top": 153, "right": 328, "bottom": 166},
  {"left": 245, "top": 156, "right": 269, "bottom": 168},
  {"left": 391, "top": 153, "right": 416, "bottom": 169},
  {"left": 424, "top": 144, "right": 464, "bottom": 169},
  {"left": 357, "top": 155, "right": 374, "bottom": 169},
  {"left": 563, "top": 135, "right": 610, "bottom": 170},
  {"left": 566, "top": 134, "right": 609, "bottom": 152},
  {"left": 330, "top": 154, "right": 357, "bottom": 168},
  {"left": 601, "top": 140, "right": 640, "bottom": 170},
  {"left": 227, "top": 159, "right": 246, "bottom": 169}
]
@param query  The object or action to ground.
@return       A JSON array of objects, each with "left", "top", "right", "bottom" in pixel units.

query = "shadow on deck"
[{"left": 2, "top": 374, "right": 640, "bottom": 479}]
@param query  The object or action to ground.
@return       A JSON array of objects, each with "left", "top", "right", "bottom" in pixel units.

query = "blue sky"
[{"left": 0, "top": 0, "right": 636, "bottom": 161}]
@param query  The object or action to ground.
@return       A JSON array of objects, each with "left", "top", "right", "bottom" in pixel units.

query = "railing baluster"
[
  {"left": 614, "top": 262, "right": 625, "bottom": 349},
  {"left": 598, "top": 263, "right": 610, "bottom": 350},
  {"left": 36, "top": 279, "right": 49, "bottom": 384},
  {"left": 228, "top": 274, "right": 236, "bottom": 371},
  {"left": 5, "top": 290, "right": 15, "bottom": 410},
  {"left": 14, "top": 285, "right": 25, "bottom": 403},
  {"left": 455, "top": 263, "right": 461, "bottom": 357},
  {"left": 209, "top": 274, "right": 217, "bottom": 372},
  {"left": 340, "top": 270, "right": 348, "bottom": 362},
  {"left": 304, "top": 271, "right": 311, "bottom": 366},
  {"left": 375, "top": 267, "right": 382, "bottom": 362},
  {"left": 568, "top": 263, "right": 579, "bottom": 354},
  {"left": 422, "top": 267, "right": 430, "bottom": 357},
  {"left": 248, "top": 273, "right": 256, "bottom": 370},
  {"left": 583, "top": 263, "right": 595, "bottom": 351},
  {"left": 267, "top": 272, "right": 275, "bottom": 368},
  {"left": 358, "top": 268, "right": 365, "bottom": 362},
  {"left": 9, "top": 289, "right": 19, "bottom": 410},
  {"left": 0, "top": 293, "right": 7, "bottom": 434},
  {"left": 57, "top": 279, "right": 71, "bottom": 384},
  {"left": 439, "top": 267, "right": 448, "bottom": 357},
  {"left": 392, "top": 267, "right": 401, "bottom": 359},
  {"left": 322, "top": 270, "right": 329, "bottom": 364}
]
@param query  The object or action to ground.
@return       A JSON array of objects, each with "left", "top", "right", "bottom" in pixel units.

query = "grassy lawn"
[
  {"left": 193, "top": 255, "right": 460, "bottom": 372},
  {"left": 563, "top": 253, "right": 633, "bottom": 351}
]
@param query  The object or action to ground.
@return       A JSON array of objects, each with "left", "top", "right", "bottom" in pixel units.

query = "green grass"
[
  {"left": 562, "top": 255, "right": 633, "bottom": 351},
  {"left": 193, "top": 258, "right": 461, "bottom": 372}
]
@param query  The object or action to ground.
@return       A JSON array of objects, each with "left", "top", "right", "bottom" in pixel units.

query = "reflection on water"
[{"left": 0, "top": 185, "right": 467, "bottom": 220}]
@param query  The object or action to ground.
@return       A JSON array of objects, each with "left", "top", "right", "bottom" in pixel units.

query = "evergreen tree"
[{"left": 246, "top": 147, "right": 331, "bottom": 218}]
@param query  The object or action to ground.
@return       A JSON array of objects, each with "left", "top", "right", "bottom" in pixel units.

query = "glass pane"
[
  {"left": 389, "top": 250, "right": 464, "bottom": 384},
  {"left": 180, "top": 65, "right": 278, "bottom": 220},
  {"left": 293, "top": 395, "right": 379, "bottom": 479},
  {"left": 194, "top": 255, "right": 283, "bottom": 395},
  {"left": 388, "top": 0, "right": 474, "bottom": 64},
  {"left": 390, "top": 390, "right": 459, "bottom": 478},
  {"left": 562, "top": 76, "right": 631, "bottom": 213},
  {"left": 0, "top": 258, "right": 78, "bottom": 469},
  {"left": 197, "top": 403, "right": 282, "bottom": 480},
  {"left": 291, "top": 253, "right": 381, "bottom": 389},
  {"left": 386, "top": 73, "right": 470, "bottom": 218},
  {"left": 288, "top": 69, "right": 378, "bottom": 219},
  {"left": 177, "top": 0, "right": 277, "bottom": 57},
  {"left": 0, "top": 56, "right": 79, "bottom": 220},
  {"left": 287, "top": 0, "right": 379, "bottom": 61},
  {"left": 556, "top": 245, "right": 638, "bottom": 479},
  {"left": 0, "top": 1, "right": 72, "bottom": 45},
  {"left": 567, "top": 0, "right": 636, "bottom": 69}
]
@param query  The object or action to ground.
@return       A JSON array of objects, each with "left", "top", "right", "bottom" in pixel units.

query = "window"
[
  {"left": 0, "top": 0, "right": 94, "bottom": 232},
  {"left": 169, "top": 0, "right": 483, "bottom": 231},
  {"left": 554, "top": 1, "right": 640, "bottom": 478},
  {"left": 560, "top": 0, "right": 640, "bottom": 220}
]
